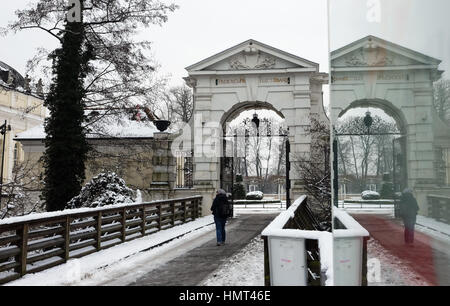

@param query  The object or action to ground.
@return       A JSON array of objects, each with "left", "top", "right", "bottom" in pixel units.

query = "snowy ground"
[
  {"left": 416, "top": 215, "right": 450, "bottom": 244},
  {"left": 347, "top": 207, "right": 450, "bottom": 285},
  {"left": 347, "top": 207, "right": 450, "bottom": 246},
  {"left": 367, "top": 238, "right": 431, "bottom": 286},
  {"left": 201, "top": 236, "right": 264, "bottom": 286},
  {"left": 5, "top": 205, "right": 447, "bottom": 286},
  {"left": 200, "top": 232, "right": 434, "bottom": 287}
]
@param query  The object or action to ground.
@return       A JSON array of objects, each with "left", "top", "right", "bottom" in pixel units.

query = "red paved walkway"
[{"left": 352, "top": 214, "right": 439, "bottom": 285}]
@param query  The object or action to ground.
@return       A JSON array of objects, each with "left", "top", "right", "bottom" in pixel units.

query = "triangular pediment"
[
  {"left": 331, "top": 35, "right": 441, "bottom": 68},
  {"left": 186, "top": 39, "right": 318, "bottom": 72}
]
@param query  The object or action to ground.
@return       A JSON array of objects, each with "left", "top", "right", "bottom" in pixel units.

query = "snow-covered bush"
[
  {"left": 361, "top": 190, "right": 381, "bottom": 200},
  {"left": 67, "top": 172, "right": 134, "bottom": 209},
  {"left": 246, "top": 191, "right": 264, "bottom": 200}
]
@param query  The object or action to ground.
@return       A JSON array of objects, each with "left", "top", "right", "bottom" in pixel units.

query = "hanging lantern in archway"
[
  {"left": 251, "top": 113, "right": 260, "bottom": 130},
  {"left": 363, "top": 111, "right": 373, "bottom": 134}
]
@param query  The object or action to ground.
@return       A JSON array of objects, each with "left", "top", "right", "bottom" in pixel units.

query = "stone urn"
[{"left": 154, "top": 120, "right": 171, "bottom": 132}]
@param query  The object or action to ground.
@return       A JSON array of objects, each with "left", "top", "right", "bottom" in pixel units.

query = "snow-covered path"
[
  {"left": 5, "top": 214, "right": 275, "bottom": 286},
  {"left": 201, "top": 236, "right": 264, "bottom": 286},
  {"left": 128, "top": 214, "right": 276, "bottom": 286},
  {"left": 353, "top": 213, "right": 450, "bottom": 286},
  {"left": 367, "top": 238, "right": 432, "bottom": 286}
]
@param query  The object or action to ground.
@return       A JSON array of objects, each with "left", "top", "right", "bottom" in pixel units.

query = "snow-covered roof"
[
  {"left": 89, "top": 117, "right": 158, "bottom": 139},
  {"left": 0, "top": 60, "right": 25, "bottom": 87},
  {"left": 14, "top": 124, "right": 44, "bottom": 140},
  {"left": 15, "top": 117, "right": 159, "bottom": 140}
]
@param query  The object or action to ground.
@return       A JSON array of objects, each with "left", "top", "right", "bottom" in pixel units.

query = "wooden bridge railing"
[{"left": 0, "top": 196, "right": 202, "bottom": 284}]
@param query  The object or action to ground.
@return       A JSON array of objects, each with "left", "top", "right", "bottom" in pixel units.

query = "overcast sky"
[
  {"left": 1, "top": 0, "right": 449, "bottom": 110},
  {"left": 329, "top": 0, "right": 450, "bottom": 78},
  {"left": 0, "top": 0, "right": 329, "bottom": 87}
]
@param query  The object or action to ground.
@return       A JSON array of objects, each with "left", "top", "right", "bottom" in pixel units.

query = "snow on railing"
[
  {"left": 0, "top": 196, "right": 203, "bottom": 284},
  {"left": 261, "top": 196, "right": 333, "bottom": 286},
  {"left": 333, "top": 206, "right": 370, "bottom": 286}
]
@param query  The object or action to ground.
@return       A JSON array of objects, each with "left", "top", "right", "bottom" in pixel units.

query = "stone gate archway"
[
  {"left": 330, "top": 35, "right": 450, "bottom": 215},
  {"left": 184, "top": 39, "right": 328, "bottom": 212}
]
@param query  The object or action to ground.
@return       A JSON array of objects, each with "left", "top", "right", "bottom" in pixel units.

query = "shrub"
[
  {"left": 246, "top": 191, "right": 264, "bottom": 200},
  {"left": 67, "top": 171, "right": 134, "bottom": 209},
  {"left": 233, "top": 183, "right": 246, "bottom": 200}
]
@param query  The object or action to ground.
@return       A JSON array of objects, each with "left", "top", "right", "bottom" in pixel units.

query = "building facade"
[{"left": 0, "top": 61, "right": 46, "bottom": 186}]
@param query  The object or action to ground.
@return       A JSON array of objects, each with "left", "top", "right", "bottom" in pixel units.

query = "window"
[
  {"left": 13, "top": 142, "right": 20, "bottom": 166},
  {"left": 175, "top": 152, "right": 193, "bottom": 189}
]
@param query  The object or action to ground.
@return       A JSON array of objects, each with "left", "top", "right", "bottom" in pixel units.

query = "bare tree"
[
  {"left": 434, "top": 79, "right": 450, "bottom": 123},
  {"left": 293, "top": 118, "right": 331, "bottom": 229},
  {"left": 6, "top": 0, "right": 177, "bottom": 119},
  {"left": 168, "top": 85, "right": 193, "bottom": 123},
  {"left": 1, "top": 158, "right": 44, "bottom": 219},
  {"left": 226, "top": 116, "right": 286, "bottom": 193},
  {"left": 337, "top": 115, "right": 399, "bottom": 191}
]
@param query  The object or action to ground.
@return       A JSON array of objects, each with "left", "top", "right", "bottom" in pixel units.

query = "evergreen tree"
[
  {"left": 233, "top": 174, "right": 246, "bottom": 199},
  {"left": 67, "top": 172, "right": 134, "bottom": 209},
  {"left": 43, "top": 1, "right": 92, "bottom": 211}
]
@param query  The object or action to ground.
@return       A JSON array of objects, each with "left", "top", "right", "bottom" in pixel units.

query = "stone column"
[
  {"left": 408, "top": 88, "right": 438, "bottom": 215},
  {"left": 148, "top": 132, "right": 176, "bottom": 200},
  {"left": 289, "top": 89, "right": 312, "bottom": 201}
]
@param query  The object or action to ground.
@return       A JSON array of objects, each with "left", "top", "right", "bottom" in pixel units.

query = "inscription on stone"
[
  {"left": 215, "top": 78, "right": 246, "bottom": 85},
  {"left": 260, "top": 77, "right": 290, "bottom": 84},
  {"left": 332, "top": 73, "right": 363, "bottom": 82},
  {"left": 377, "top": 72, "right": 408, "bottom": 81}
]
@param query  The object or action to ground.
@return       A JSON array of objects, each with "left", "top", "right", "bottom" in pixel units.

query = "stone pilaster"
[{"left": 148, "top": 132, "right": 176, "bottom": 199}]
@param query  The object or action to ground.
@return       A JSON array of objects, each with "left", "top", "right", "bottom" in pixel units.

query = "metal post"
[
  {"left": 0, "top": 120, "right": 10, "bottom": 205},
  {"left": 286, "top": 137, "right": 291, "bottom": 209},
  {"left": 333, "top": 139, "right": 339, "bottom": 208},
  {"left": 393, "top": 138, "right": 398, "bottom": 218}
]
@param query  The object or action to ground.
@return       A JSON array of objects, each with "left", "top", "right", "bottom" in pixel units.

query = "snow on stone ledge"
[
  {"left": 333, "top": 206, "right": 370, "bottom": 238},
  {"left": 15, "top": 124, "right": 45, "bottom": 140}
]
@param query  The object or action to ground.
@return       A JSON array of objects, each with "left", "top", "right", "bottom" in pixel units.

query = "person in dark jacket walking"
[
  {"left": 211, "top": 189, "right": 229, "bottom": 246},
  {"left": 399, "top": 188, "right": 419, "bottom": 244}
]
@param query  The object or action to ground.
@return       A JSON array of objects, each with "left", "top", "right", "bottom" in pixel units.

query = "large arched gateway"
[
  {"left": 184, "top": 39, "right": 328, "bottom": 211},
  {"left": 331, "top": 35, "right": 450, "bottom": 216}
]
